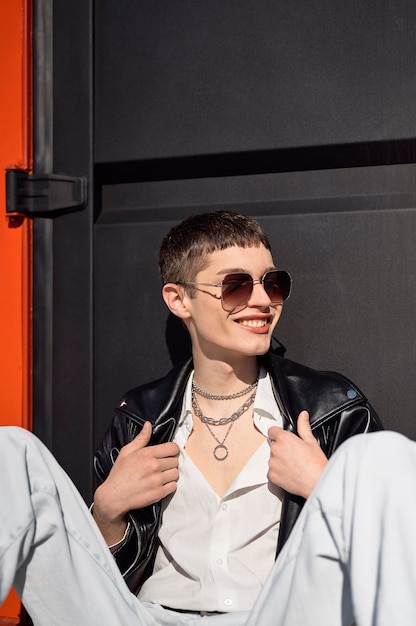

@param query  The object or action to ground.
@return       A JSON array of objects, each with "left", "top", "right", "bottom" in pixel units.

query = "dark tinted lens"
[
  {"left": 221, "top": 274, "right": 253, "bottom": 309},
  {"left": 263, "top": 270, "right": 292, "bottom": 303}
]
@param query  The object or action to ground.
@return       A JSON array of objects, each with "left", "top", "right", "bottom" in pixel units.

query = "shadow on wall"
[{"left": 165, "top": 314, "right": 192, "bottom": 365}]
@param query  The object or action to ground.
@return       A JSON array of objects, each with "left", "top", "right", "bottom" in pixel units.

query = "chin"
[{"left": 243, "top": 339, "right": 272, "bottom": 357}]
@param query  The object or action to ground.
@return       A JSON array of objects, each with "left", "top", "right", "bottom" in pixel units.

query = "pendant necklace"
[{"left": 191, "top": 387, "right": 257, "bottom": 461}]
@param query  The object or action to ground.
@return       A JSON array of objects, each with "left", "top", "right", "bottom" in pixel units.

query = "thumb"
[
  {"left": 296, "top": 411, "right": 315, "bottom": 443},
  {"left": 267, "top": 425, "right": 283, "bottom": 443},
  {"left": 132, "top": 421, "right": 153, "bottom": 449}
]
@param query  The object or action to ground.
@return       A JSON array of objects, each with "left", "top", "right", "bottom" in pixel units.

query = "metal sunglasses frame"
[{"left": 176, "top": 269, "right": 292, "bottom": 312}]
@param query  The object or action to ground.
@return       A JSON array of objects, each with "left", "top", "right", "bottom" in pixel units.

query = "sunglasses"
[{"left": 177, "top": 269, "right": 292, "bottom": 313}]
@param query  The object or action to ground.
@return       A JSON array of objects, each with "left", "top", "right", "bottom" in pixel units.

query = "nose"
[{"left": 247, "top": 278, "right": 271, "bottom": 307}]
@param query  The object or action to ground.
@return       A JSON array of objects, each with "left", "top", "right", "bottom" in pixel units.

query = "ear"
[{"left": 162, "top": 283, "right": 192, "bottom": 320}]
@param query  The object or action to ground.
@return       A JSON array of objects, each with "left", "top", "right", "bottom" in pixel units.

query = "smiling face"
[{"left": 174, "top": 245, "right": 283, "bottom": 363}]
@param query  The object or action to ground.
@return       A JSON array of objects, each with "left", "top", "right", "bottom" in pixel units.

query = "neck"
[{"left": 192, "top": 355, "right": 259, "bottom": 396}]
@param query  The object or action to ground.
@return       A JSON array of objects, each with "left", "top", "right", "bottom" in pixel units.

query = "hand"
[
  {"left": 267, "top": 411, "right": 328, "bottom": 499},
  {"left": 93, "top": 421, "right": 179, "bottom": 544}
]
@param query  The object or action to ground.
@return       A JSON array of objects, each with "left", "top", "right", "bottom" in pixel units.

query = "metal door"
[{"left": 9, "top": 0, "right": 416, "bottom": 502}]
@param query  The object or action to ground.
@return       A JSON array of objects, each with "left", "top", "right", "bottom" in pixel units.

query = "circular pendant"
[{"left": 213, "top": 444, "right": 229, "bottom": 461}]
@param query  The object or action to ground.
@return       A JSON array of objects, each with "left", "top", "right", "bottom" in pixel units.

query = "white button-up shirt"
[{"left": 138, "top": 368, "right": 284, "bottom": 612}]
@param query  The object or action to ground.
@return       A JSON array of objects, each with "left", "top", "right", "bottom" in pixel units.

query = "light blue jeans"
[{"left": 1, "top": 426, "right": 415, "bottom": 626}]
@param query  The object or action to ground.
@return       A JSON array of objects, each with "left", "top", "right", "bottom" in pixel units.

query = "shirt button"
[
  {"left": 222, "top": 503, "right": 228, "bottom": 511},
  {"left": 216, "top": 558, "right": 223, "bottom": 565},
  {"left": 224, "top": 599, "right": 233, "bottom": 607}
]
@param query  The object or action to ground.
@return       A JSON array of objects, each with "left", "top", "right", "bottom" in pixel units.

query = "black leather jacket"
[{"left": 94, "top": 351, "right": 383, "bottom": 593}]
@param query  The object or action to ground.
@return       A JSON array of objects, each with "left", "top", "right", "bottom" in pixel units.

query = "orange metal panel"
[{"left": 0, "top": 0, "right": 32, "bottom": 619}]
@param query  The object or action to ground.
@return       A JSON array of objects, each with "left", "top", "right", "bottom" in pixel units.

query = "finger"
[
  {"left": 156, "top": 453, "right": 180, "bottom": 473},
  {"left": 128, "top": 421, "right": 153, "bottom": 450},
  {"left": 151, "top": 441, "right": 180, "bottom": 459},
  {"left": 125, "top": 425, "right": 179, "bottom": 459},
  {"left": 159, "top": 476, "right": 178, "bottom": 500},
  {"left": 296, "top": 411, "right": 315, "bottom": 443},
  {"left": 267, "top": 425, "right": 283, "bottom": 443},
  {"left": 161, "top": 466, "right": 180, "bottom": 485}
]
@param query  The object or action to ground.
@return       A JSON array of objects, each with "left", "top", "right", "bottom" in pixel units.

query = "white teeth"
[{"left": 240, "top": 319, "right": 268, "bottom": 328}]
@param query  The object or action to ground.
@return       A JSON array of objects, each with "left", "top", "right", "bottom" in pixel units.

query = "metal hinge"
[{"left": 6, "top": 169, "right": 88, "bottom": 218}]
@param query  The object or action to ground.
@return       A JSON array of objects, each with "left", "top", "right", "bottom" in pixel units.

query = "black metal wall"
[{"left": 32, "top": 0, "right": 416, "bottom": 500}]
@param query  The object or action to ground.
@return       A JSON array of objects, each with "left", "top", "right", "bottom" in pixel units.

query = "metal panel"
[
  {"left": 32, "top": 0, "right": 94, "bottom": 500},
  {"left": 93, "top": 164, "right": 416, "bottom": 444},
  {"left": 95, "top": 0, "right": 416, "bottom": 162}
]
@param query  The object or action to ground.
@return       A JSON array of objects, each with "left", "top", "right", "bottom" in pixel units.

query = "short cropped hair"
[{"left": 158, "top": 210, "right": 272, "bottom": 287}]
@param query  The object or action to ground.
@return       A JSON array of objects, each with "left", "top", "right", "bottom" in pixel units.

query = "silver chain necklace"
[
  {"left": 192, "top": 375, "right": 259, "bottom": 400},
  {"left": 192, "top": 389, "right": 257, "bottom": 461}
]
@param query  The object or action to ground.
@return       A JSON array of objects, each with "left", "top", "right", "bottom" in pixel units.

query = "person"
[
  {"left": 0, "top": 210, "right": 391, "bottom": 626},
  {"left": 90, "top": 211, "right": 382, "bottom": 617}
]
